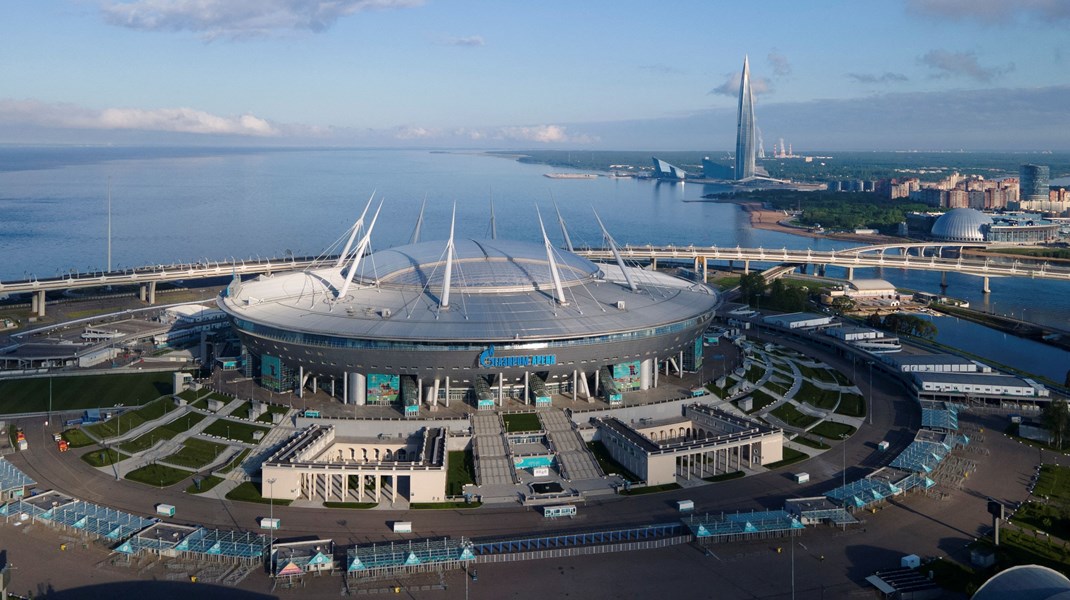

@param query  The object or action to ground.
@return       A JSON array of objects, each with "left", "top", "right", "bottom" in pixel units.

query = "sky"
[{"left": 1, "top": 0, "right": 1069, "bottom": 151}]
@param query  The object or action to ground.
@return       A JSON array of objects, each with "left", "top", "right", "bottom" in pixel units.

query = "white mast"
[
  {"left": 410, "top": 196, "right": 426, "bottom": 245},
  {"left": 336, "top": 191, "right": 375, "bottom": 267},
  {"left": 537, "top": 206, "right": 568, "bottom": 306},
  {"left": 440, "top": 204, "right": 457, "bottom": 310},
  {"left": 594, "top": 210, "right": 638, "bottom": 292},
  {"left": 336, "top": 200, "right": 383, "bottom": 299},
  {"left": 552, "top": 195, "right": 574, "bottom": 252},
  {"left": 489, "top": 198, "right": 497, "bottom": 240}
]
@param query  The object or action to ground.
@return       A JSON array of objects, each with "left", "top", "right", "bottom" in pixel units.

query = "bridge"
[{"left": 2, "top": 243, "right": 1067, "bottom": 317}]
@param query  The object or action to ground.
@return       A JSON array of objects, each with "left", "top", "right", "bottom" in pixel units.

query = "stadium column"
[
  {"left": 653, "top": 359, "right": 659, "bottom": 388},
  {"left": 639, "top": 359, "right": 652, "bottom": 390},
  {"left": 524, "top": 371, "right": 530, "bottom": 405},
  {"left": 498, "top": 373, "right": 504, "bottom": 406},
  {"left": 593, "top": 369, "right": 600, "bottom": 398},
  {"left": 349, "top": 373, "right": 365, "bottom": 406},
  {"left": 343, "top": 373, "right": 348, "bottom": 404},
  {"left": 297, "top": 366, "right": 304, "bottom": 398},
  {"left": 431, "top": 378, "right": 440, "bottom": 410},
  {"left": 444, "top": 377, "right": 450, "bottom": 408},
  {"left": 341, "top": 472, "right": 348, "bottom": 502},
  {"left": 573, "top": 370, "right": 578, "bottom": 401},
  {"left": 417, "top": 377, "right": 423, "bottom": 407},
  {"left": 311, "top": 377, "right": 317, "bottom": 394},
  {"left": 678, "top": 351, "right": 684, "bottom": 377}
]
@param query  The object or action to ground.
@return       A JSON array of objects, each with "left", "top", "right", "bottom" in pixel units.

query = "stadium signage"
[{"left": 478, "top": 345, "right": 556, "bottom": 369}]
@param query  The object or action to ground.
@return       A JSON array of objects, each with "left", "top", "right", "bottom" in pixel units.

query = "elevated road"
[{"left": 2, "top": 243, "right": 1068, "bottom": 317}]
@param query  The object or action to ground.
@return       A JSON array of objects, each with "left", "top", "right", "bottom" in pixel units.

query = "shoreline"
[{"left": 738, "top": 201, "right": 912, "bottom": 245}]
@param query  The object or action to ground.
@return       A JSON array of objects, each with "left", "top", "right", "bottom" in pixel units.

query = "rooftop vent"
[{"left": 616, "top": 301, "right": 626, "bottom": 310}]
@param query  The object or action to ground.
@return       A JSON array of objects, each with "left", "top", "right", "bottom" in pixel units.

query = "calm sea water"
[{"left": 0, "top": 146, "right": 1067, "bottom": 380}]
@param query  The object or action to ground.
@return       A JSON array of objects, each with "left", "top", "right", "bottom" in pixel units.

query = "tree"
[
  {"left": 1043, "top": 400, "right": 1070, "bottom": 451},
  {"left": 830, "top": 296, "right": 855, "bottom": 314},
  {"left": 738, "top": 272, "right": 766, "bottom": 306}
]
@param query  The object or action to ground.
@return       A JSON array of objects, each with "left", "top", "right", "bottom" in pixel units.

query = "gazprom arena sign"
[{"left": 479, "top": 345, "right": 556, "bottom": 369}]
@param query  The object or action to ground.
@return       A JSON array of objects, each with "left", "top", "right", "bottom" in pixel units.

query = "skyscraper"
[
  {"left": 735, "top": 55, "right": 756, "bottom": 181},
  {"left": 1020, "top": 164, "right": 1050, "bottom": 202}
]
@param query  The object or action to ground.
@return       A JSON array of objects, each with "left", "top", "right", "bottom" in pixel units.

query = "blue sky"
[{"left": 2, "top": 0, "right": 1069, "bottom": 150}]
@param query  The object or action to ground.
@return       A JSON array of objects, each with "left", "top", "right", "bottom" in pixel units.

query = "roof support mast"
[
  {"left": 593, "top": 210, "right": 638, "bottom": 292},
  {"left": 409, "top": 196, "right": 426, "bottom": 244},
  {"left": 336, "top": 200, "right": 383, "bottom": 299},
  {"left": 537, "top": 206, "right": 568, "bottom": 306},
  {"left": 440, "top": 203, "right": 457, "bottom": 310},
  {"left": 336, "top": 191, "right": 375, "bottom": 267},
  {"left": 552, "top": 195, "right": 574, "bottom": 252}
]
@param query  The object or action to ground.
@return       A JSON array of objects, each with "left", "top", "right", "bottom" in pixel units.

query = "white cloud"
[
  {"left": 919, "top": 49, "right": 1014, "bottom": 82},
  {"left": 0, "top": 99, "right": 278, "bottom": 136},
  {"left": 767, "top": 51, "right": 791, "bottom": 77},
  {"left": 906, "top": 0, "right": 1070, "bottom": 24},
  {"left": 393, "top": 125, "right": 436, "bottom": 139},
  {"left": 495, "top": 124, "right": 595, "bottom": 144},
  {"left": 100, "top": 0, "right": 424, "bottom": 39},
  {"left": 709, "top": 71, "right": 773, "bottom": 97},
  {"left": 443, "top": 35, "right": 485, "bottom": 47}
]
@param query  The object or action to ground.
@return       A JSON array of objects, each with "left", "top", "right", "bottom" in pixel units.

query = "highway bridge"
[{"left": 2, "top": 243, "right": 1068, "bottom": 317}]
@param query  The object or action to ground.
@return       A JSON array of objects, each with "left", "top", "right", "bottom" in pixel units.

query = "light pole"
[
  {"left": 841, "top": 433, "right": 848, "bottom": 530},
  {"left": 868, "top": 362, "right": 874, "bottom": 426},
  {"left": 268, "top": 477, "right": 277, "bottom": 577}
]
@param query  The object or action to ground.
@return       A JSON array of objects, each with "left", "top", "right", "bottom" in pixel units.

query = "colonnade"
[{"left": 674, "top": 441, "right": 759, "bottom": 480}]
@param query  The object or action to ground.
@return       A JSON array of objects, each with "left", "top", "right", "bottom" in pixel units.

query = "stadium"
[{"left": 217, "top": 204, "right": 721, "bottom": 413}]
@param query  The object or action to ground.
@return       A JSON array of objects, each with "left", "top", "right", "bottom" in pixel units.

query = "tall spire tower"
[{"left": 735, "top": 55, "right": 757, "bottom": 181}]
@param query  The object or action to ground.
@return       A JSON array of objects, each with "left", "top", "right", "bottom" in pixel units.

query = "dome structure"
[
  {"left": 930, "top": 208, "right": 992, "bottom": 242},
  {"left": 973, "top": 564, "right": 1070, "bottom": 600}
]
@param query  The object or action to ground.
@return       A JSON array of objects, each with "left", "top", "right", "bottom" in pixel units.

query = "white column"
[
  {"left": 445, "top": 376, "right": 451, "bottom": 408},
  {"left": 297, "top": 366, "right": 305, "bottom": 398},
  {"left": 348, "top": 372, "right": 365, "bottom": 406},
  {"left": 524, "top": 371, "right": 530, "bottom": 405},
  {"left": 653, "top": 358, "right": 659, "bottom": 388},
  {"left": 639, "top": 359, "right": 652, "bottom": 391},
  {"left": 343, "top": 372, "right": 349, "bottom": 404}
]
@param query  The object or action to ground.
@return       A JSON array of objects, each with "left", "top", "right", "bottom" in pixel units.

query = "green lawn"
[
  {"left": 503, "top": 412, "right": 542, "bottom": 433},
  {"left": 411, "top": 501, "right": 483, "bottom": 509},
  {"left": 255, "top": 403, "right": 290, "bottom": 424},
  {"left": 1032, "top": 464, "right": 1070, "bottom": 503},
  {"left": 621, "top": 483, "right": 682, "bottom": 495},
  {"left": 587, "top": 441, "right": 640, "bottom": 482},
  {"left": 794, "top": 381, "right": 841, "bottom": 410},
  {"left": 447, "top": 450, "right": 476, "bottom": 496},
  {"left": 125, "top": 463, "right": 192, "bottom": 487},
  {"left": 770, "top": 403, "right": 819, "bottom": 429},
  {"left": 1012, "top": 501, "right": 1070, "bottom": 541},
  {"left": 834, "top": 393, "right": 866, "bottom": 418},
  {"left": 764, "top": 447, "right": 810, "bottom": 470},
  {"left": 84, "top": 397, "right": 177, "bottom": 440},
  {"left": 225, "top": 481, "right": 292, "bottom": 506},
  {"left": 61, "top": 428, "right": 95, "bottom": 448},
  {"left": 742, "top": 390, "right": 778, "bottom": 414},
  {"left": 703, "top": 471, "right": 745, "bottom": 483},
  {"left": 217, "top": 448, "right": 251, "bottom": 474},
  {"left": 809, "top": 421, "right": 857, "bottom": 440},
  {"left": 203, "top": 419, "right": 270, "bottom": 443},
  {"left": 81, "top": 448, "right": 127, "bottom": 467},
  {"left": 324, "top": 502, "right": 378, "bottom": 509},
  {"left": 177, "top": 389, "right": 206, "bottom": 402},
  {"left": 793, "top": 436, "right": 831, "bottom": 450},
  {"left": 164, "top": 438, "right": 229, "bottom": 469},
  {"left": 186, "top": 475, "right": 225, "bottom": 494},
  {"left": 0, "top": 372, "right": 179, "bottom": 415},
  {"left": 117, "top": 412, "right": 206, "bottom": 453}
]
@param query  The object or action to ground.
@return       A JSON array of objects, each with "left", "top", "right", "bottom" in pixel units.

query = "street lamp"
[
  {"left": 268, "top": 477, "right": 277, "bottom": 576},
  {"left": 841, "top": 433, "right": 849, "bottom": 530}
]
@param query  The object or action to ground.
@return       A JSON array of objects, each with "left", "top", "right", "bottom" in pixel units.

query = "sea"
[{"left": 0, "top": 146, "right": 1067, "bottom": 381}]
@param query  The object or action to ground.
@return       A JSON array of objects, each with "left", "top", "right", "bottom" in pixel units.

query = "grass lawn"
[
  {"left": 764, "top": 447, "right": 810, "bottom": 470},
  {"left": 125, "top": 463, "right": 192, "bottom": 487},
  {"left": 742, "top": 390, "right": 778, "bottom": 414},
  {"left": 703, "top": 471, "right": 744, "bottom": 483},
  {"left": 202, "top": 419, "right": 270, "bottom": 443},
  {"left": 225, "top": 481, "right": 292, "bottom": 506},
  {"left": 1011, "top": 501, "right": 1070, "bottom": 540},
  {"left": 794, "top": 381, "right": 841, "bottom": 410},
  {"left": 810, "top": 421, "right": 857, "bottom": 440},
  {"left": 84, "top": 397, "right": 177, "bottom": 440},
  {"left": 1032, "top": 464, "right": 1070, "bottom": 503},
  {"left": 186, "top": 475, "right": 225, "bottom": 494},
  {"left": 770, "top": 403, "right": 819, "bottom": 429},
  {"left": 713, "top": 276, "right": 740, "bottom": 289},
  {"left": 0, "top": 372, "right": 178, "bottom": 415},
  {"left": 165, "top": 438, "right": 229, "bottom": 469},
  {"left": 987, "top": 529, "right": 1070, "bottom": 576},
  {"left": 834, "top": 393, "right": 866, "bottom": 418},
  {"left": 793, "top": 436, "right": 831, "bottom": 450},
  {"left": 324, "top": 502, "right": 379, "bottom": 509},
  {"left": 587, "top": 441, "right": 640, "bottom": 482},
  {"left": 447, "top": 450, "right": 476, "bottom": 496},
  {"left": 621, "top": 483, "right": 682, "bottom": 495},
  {"left": 177, "top": 389, "right": 206, "bottom": 402},
  {"left": 255, "top": 403, "right": 290, "bottom": 424},
  {"left": 81, "top": 448, "right": 127, "bottom": 467},
  {"left": 62, "top": 428, "right": 95, "bottom": 448},
  {"left": 217, "top": 448, "right": 251, "bottom": 474},
  {"left": 411, "top": 501, "right": 484, "bottom": 509},
  {"left": 117, "top": 412, "right": 206, "bottom": 453},
  {"left": 503, "top": 412, "right": 542, "bottom": 433}
]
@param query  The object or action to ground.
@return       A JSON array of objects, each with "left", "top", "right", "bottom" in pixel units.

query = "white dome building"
[{"left": 930, "top": 208, "right": 993, "bottom": 242}]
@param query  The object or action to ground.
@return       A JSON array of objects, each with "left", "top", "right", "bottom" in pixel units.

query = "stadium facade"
[{"left": 218, "top": 205, "right": 720, "bottom": 413}]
